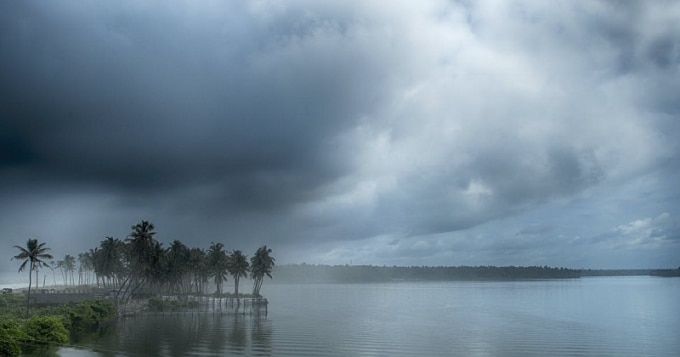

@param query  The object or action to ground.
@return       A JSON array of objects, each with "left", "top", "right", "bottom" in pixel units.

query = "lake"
[{"left": 59, "top": 276, "right": 679, "bottom": 356}]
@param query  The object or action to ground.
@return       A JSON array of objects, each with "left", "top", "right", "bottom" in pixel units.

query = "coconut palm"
[
  {"left": 226, "top": 250, "right": 249, "bottom": 301},
  {"left": 97, "top": 237, "right": 125, "bottom": 287},
  {"left": 12, "top": 238, "right": 53, "bottom": 316},
  {"left": 166, "top": 240, "right": 190, "bottom": 294},
  {"left": 63, "top": 254, "right": 77, "bottom": 286},
  {"left": 188, "top": 247, "right": 208, "bottom": 294},
  {"left": 250, "top": 245, "right": 274, "bottom": 297},
  {"left": 207, "top": 242, "right": 228, "bottom": 295},
  {"left": 118, "top": 220, "right": 160, "bottom": 301}
]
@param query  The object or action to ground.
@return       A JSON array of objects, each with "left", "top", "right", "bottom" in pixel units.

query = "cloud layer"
[{"left": 1, "top": 0, "right": 678, "bottom": 273}]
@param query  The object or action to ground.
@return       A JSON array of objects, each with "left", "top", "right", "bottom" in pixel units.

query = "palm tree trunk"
[{"left": 26, "top": 264, "right": 33, "bottom": 317}]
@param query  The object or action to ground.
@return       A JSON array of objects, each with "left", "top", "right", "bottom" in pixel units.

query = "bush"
[
  {"left": 0, "top": 319, "right": 27, "bottom": 357},
  {"left": 147, "top": 296, "right": 199, "bottom": 311},
  {"left": 24, "top": 315, "right": 69, "bottom": 352},
  {"left": 63, "top": 300, "right": 117, "bottom": 336}
]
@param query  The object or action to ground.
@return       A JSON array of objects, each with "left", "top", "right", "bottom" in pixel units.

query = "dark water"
[{"left": 60, "top": 276, "right": 680, "bottom": 356}]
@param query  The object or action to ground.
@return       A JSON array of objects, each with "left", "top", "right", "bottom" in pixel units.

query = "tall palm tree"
[
  {"left": 12, "top": 238, "right": 53, "bottom": 316},
  {"left": 188, "top": 247, "right": 208, "bottom": 294},
  {"left": 63, "top": 254, "right": 77, "bottom": 286},
  {"left": 250, "top": 245, "right": 275, "bottom": 297},
  {"left": 97, "top": 237, "right": 125, "bottom": 287},
  {"left": 207, "top": 242, "right": 228, "bottom": 295},
  {"left": 226, "top": 250, "right": 249, "bottom": 301},
  {"left": 119, "top": 220, "right": 159, "bottom": 301},
  {"left": 167, "top": 240, "right": 190, "bottom": 294},
  {"left": 56, "top": 260, "right": 67, "bottom": 285}
]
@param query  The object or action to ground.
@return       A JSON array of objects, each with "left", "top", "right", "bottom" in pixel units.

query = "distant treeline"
[
  {"left": 272, "top": 264, "right": 581, "bottom": 283},
  {"left": 580, "top": 268, "right": 680, "bottom": 277}
]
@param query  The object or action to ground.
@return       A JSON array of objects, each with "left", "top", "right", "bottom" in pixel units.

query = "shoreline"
[{"left": 1, "top": 283, "right": 73, "bottom": 293}]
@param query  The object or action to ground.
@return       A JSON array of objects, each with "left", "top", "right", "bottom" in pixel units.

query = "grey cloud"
[
  {"left": 517, "top": 224, "right": 555, "bottom": 236},
  {"left": 0, "top": 0, "right": 393, "bottom": 208},
  {"left": 1, "top": 0, "right": 678, "bottom": 270}
]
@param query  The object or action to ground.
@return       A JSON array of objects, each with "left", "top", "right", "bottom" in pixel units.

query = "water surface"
[{"left": 61, "top": 276, "right": 680, "bottom": 356}]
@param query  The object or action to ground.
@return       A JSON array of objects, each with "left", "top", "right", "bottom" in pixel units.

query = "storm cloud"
[{"left": 1, "top": 0, "right": 679, "bottom": 275}]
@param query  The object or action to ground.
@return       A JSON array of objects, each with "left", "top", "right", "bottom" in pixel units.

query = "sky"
[{"left": 1, "top": 0, "right": 679, "bottom": 281}]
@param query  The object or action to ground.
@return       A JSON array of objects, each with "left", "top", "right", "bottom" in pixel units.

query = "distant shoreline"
[
  {"left": 3, "top": 266, "right": 678, "bottom": 290},
  {"left": 271, "top": 265, "right": 680, "bottom": 284}
]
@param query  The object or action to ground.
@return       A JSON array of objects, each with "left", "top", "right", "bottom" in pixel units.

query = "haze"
[{"left": 1, "top": 0, "right": 679, "bottom": 277}]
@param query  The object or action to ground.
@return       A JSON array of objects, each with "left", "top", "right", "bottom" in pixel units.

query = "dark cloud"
[
  {"left": 0, "top": 1, "right": 395, "bottom": 207},
  {"left": 1, "top": 1, "right": 679, "bottom": 272}
]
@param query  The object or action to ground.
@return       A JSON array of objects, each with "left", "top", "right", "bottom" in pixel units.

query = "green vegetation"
[
  {"left": 0, "top": 294, "right": 117, "bottom": 356},
  {"left": 226, "top": 250, "right": 250, "bottom": 300},
  {"left": 4, "top": 219, "right": 276, "bottom": 354},
  {"left": 0, "top": 319, "right": 27, "bottom": 357},
  {"left": 9, "top": 220, "right": 275, "bottom": 303},
  {"left": 273, "top": 264, "right": 581, "bottom": 283},
  {"left": 82, "top": 220, "right": 275, "bottom": 300},
  {"left": 25, "top": 315, "right": 69, "bottom": 348},
  {"left": 580, "top": 268, "right": 680, "bottom": 277},
  {"left": 0, "top": 315, "right": 68, "bottom": 356},
  {"left": 250, "top": 246, "right": 275, "bottom": 297},
  {"left": 146, "top": 296, "right": 199, "bottom": 312},
  {"left": 11, "top": 238, "right": 54, "bottom": 316}
]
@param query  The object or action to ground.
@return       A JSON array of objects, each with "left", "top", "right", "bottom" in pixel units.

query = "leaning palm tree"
[
  {"left": 118, "top": 220, "right": 160, "bottom": 301},
  {"left": 226, "top": 250, "right": 249, "bottom": 302},
  {"left": 250, "top": 245, "right": 275, "bottom": 297},
  {"left": 12, "top": 238, "right": 53, "bottom": 316}
]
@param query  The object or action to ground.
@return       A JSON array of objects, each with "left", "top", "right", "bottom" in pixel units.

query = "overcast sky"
[{"left": 1, "top": 0, "right": 679, "bottom": 280}]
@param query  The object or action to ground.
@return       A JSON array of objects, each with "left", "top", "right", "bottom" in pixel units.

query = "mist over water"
[{"left": 58, "top": 276, "right": 679, "bottom": 356}]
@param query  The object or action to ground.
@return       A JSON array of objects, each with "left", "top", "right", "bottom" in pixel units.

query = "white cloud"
[{"left": 614, "top": 213, "right": 673, "bottom": 248}]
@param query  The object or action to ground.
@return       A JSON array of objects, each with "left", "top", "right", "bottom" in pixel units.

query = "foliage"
[
  {"left": 12, "top": 238, "right": 53, "bottom": 316},
  {"left": 24, "top": 315, "right": 69, "bottom": 352},
  {"left": 8, "top": 220, "right": 275, "bottom": 304},
  {"left": 61, "top": 300, "right": 117, "bottom": 336},
  {"left": 0, "top": 297, "right": 117, "bottom": 355},
  {"left": 208, "top": 242, "right": 229, "bottom": 295},
  {"left": 147, "top": 296, "right": 199, "bottom": 312},
  {"left": 0, "top": 318, "right": 28, "bottom": 357},
  {"left": 226, "top": 250, "right": 249, "bottom": 299},
  {"left": 273, "top": 264, "right": 582, "bottom": 283},
  {"left": 250, "top": 245, "right": 275, "bottom": 297},
  {"left": 0, "top": 294, "right": 25, "bottom": 318}
]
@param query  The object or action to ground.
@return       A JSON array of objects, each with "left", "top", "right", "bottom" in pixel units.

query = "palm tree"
[
  {"left": 119, "top": 220, "right": 160, "bottom": 301},
  {"left": 207, "top": 242, "right": 228, "bottom": 295},
  {"left": 49, "top": 260, "right": 58, "bottom": 286},
  {"left": 166, "top": 240, "right": 190, "bottom": 294},
  {"left": 97, "top": 237, "right": 125, "bottom": 287},
  {"left": 12, "top": 238, "right": 53, "bottom": 316},
  {"left": 250, "top": 245, "right": 275, "bottom": 297},
  {"left": 56, "top": 260, "right": 67, "bottom": 285},
  {"left": 188, "top": 247, "right": 208, "bottom": 294},
  {"left": 226, "top": 250, "right": 249, "bottom": 301},
  {"left": 63, "top": 254, "right": 77, "bottom": 286}
]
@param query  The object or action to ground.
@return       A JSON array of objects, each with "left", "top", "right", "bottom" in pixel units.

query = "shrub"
[
  {"left": 25, "top": 315, "right": 69, "bottom": 347},
  {"left": 64, "top": 300, "right": 117, "bottom": 335},
  {"left": 0, "top": 319, "right": 27, "bottom": 357},
  {"left": 147, "top": 296, "right": 199, "bottom": 311}
]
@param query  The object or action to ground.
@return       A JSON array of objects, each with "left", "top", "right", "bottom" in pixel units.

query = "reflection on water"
[
  {"left": 65, "top": 311, "right": 271, "bottom": 356},
  {"left": 61, "top": 277, "right": 679, "bottom": 356}
]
